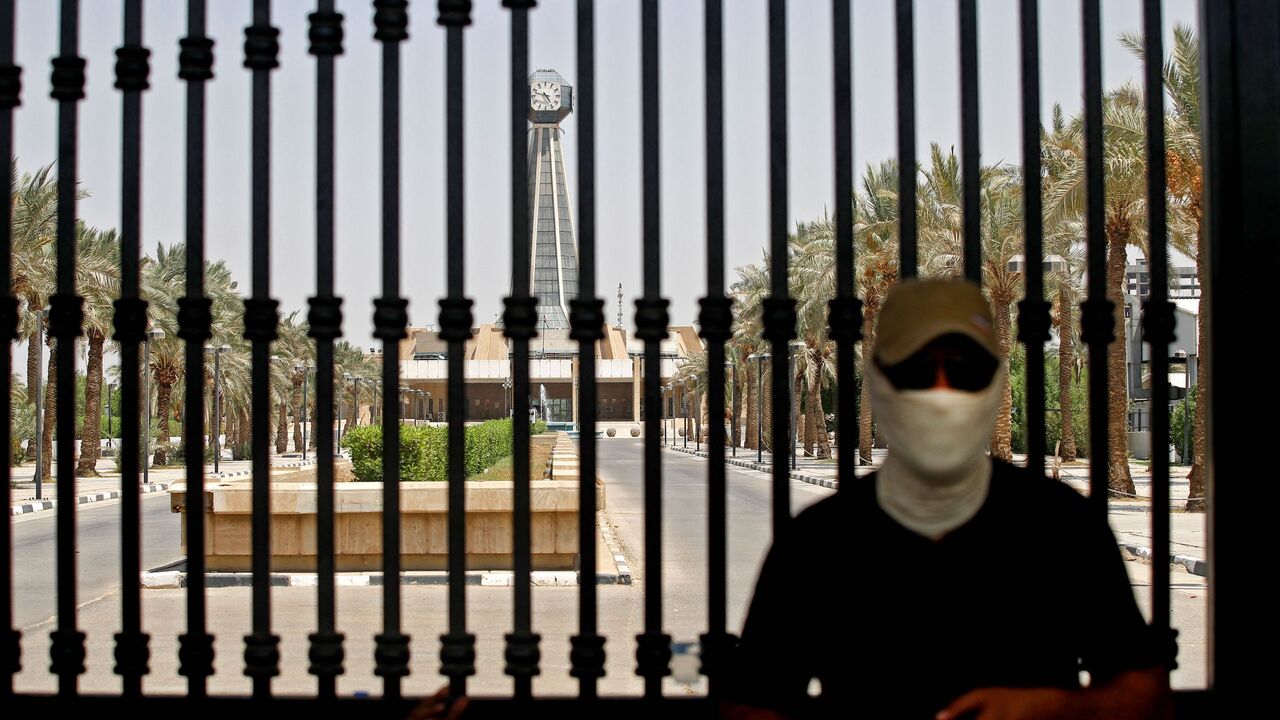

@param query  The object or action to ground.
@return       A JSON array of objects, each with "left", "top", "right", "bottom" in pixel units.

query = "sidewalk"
[
  {"left": 667, "top": 443, "right": 1207, "bottom": 577},
  {"left": 9, "top": 454, "right": 324, "bottom": 516}
]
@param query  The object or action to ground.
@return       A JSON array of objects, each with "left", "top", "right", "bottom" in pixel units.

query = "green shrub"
[
  {"left": 531, "top": 419, "right": 547, "bottom": 436},
  {"left": 1170, "top": 385, "right": 1196, "bottom": 464},
  {"left": 341, "top": 418, "right": 516, "bottom": 482}
]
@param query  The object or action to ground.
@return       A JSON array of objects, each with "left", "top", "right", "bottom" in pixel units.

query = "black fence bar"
[
  {"left": 307, "top": 0, "right": 345, "bottom": 698},
  {"left": 371, "top": 0, "right": 410, "bottom": 700},
  {"left": 243, "top": 0, "right": 281, "bottom": 697},
  {"left": 1017, "top": 0, "right": 1049, "bottom": 479},
  {"left": 829, "top": 0, "right": 861, "bottom": 492},
  {"left": 113, "top": 0, "right": 150, "bottom": 698},
  {"left": 764, "top": 0, "right": 795, "bottom": 535},
  {"left": 566, "top": 0, "right": 606, "bottom": 701},
  {"left": 634, "top": 0, "right": 671, "bottom": 699},
  {"left": 1140, "top": 0, "right": 1175, "bottom": 667},
  {"left": 501, "top": 0, "right": 540, "bottom": 697},
  {"left": 437, "top": 0, "right": 477, "bottom": 699},
  {"left": 176, "top": 0, "right": 214, "bottom": 696},
  {"left": 0, "top": 0, "right": 17, "bottom": 698},
  {"left": 1080, "top": 0, "right": 1111, "bottom": 509},
  {"left": 502, "top": 0, "right": 538, "bottom": 697},
  {"left": 958, "top": 0, "right": 980, "bottom": 284},
  {"left": 697, "top": 0, "right": 733, "bottom": 697},
  {"left": 50, "top": 0, "right": 85, "bottom": 697},
  {"left": 1201, "top": 0, "right": 1278, "bottom": 694},
  {"left": 895, "top": 0, "right": 917, "bottom": 278}
]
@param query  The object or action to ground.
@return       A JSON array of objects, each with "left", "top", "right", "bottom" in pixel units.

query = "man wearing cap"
[{"left": 722, "top": 279, "right": 1171, "bottom": 719}]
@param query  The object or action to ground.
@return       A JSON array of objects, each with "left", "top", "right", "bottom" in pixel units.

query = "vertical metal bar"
[
  {"left": 500, "top": 2, "right": 540, "bottom": 698},
  {"left": 112, "top": 0, "right": 151, "bottom": 697},
  {"left": 307, "top": 0, "right": 345, "bottom": 697},
  {"left": 1017, "top": 0, "right": 1049, "bottom": 480},
  {"left": 436, "top": 0, "right": 477, "bottom": 700},
  {"left": 830, "top": 0, "right": 861, "bottom": 494},
  {"left": 958, "top": 0, "right": 980, "bottom": 284},
  {"left": 1140, "top": 0, "right": 1176, "bottom": 673},
  {"left": 1080, "top": 0, "right": 1111, "bottom": 510},
  {"left": 0, "top": 0, "right": 19, "bottom": 698},
  {"left": 371, "top": 0, "right": 410, "bottom": 700},
  {"left": 242, "top": 0, "right": 281, "bottom": 697},
  {"left": 764, "top": 0, "right": 795, "bottom": 536},
  {"left": 895, "top": 0, "right": 917, "bottom": 278},
  {"left": 698, "top": 0, "right": 734, "bottom": 697},
  {"left": 1200, "top": 0, "right": 1280, "bottom": 692},
  {"left": 634, "top": 0, "right": 672, "bottom": 698},
  {"left": 566, "top": 0, "right": 606, "bottom": 700},
  {"left": 176, "top": 0, "right": 215, "bottom": 695},
  {"left": 49, "top": 0, "right": 86, "bottom": 697}
]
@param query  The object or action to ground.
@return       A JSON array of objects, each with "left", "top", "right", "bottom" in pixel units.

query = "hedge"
[{"left": 340, "top": 418, "right": 519, "bottom": 482}]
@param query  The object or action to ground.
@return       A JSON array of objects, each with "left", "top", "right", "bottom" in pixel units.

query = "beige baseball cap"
[{"left": 873, "top": 279, "right": 998, "bottom": 366}]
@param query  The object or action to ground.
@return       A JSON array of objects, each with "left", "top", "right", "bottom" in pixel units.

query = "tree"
[
  {"left": 854, "top": 160, "right": 901, "bottom": 464},
  {"left": 74, "top": 225, "right": 122, "bottom": 476},
  {"left": 1121, "top": 24, "right": 1207, "bottom": 511}
]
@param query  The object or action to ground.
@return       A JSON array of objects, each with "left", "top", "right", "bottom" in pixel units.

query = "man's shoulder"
[{"left": 988, "top": 459, "right": 1091, "bottom": 510}]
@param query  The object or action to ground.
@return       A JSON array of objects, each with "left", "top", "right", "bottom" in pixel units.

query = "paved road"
[
  {"left": 595, "top": 439, "right": 834, "bottom": 640},
  {"left": 11, "top": 491, "right": 181, "bottom": 630}
]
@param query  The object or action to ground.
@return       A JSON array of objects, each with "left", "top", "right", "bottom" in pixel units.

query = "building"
[{"left": 398, "top": 69, "right": 699, "bottom": 429}]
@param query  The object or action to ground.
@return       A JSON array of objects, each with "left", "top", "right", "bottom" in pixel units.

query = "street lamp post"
[
  {"left": 726, "top": 359, "right": 736, "bottom": 457},
  {"left": 106, "top": 382, "right": 117, "bottom": 451},
  {"left": 206, "top": 344, "right": 231, "bottom": 473}
]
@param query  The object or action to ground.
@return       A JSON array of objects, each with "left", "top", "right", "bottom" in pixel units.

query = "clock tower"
[{"left": 525, "top": 69, "right": 577, "bottom": 330}]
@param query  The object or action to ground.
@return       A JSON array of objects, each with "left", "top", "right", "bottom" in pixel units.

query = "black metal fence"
[{"left": 3, "top": 0, "right": 1273, "bottom": 715}]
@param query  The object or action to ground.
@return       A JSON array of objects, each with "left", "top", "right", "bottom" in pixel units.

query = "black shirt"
[{"left": 725, "top": 460, "right": 1164, "bottom": 718}]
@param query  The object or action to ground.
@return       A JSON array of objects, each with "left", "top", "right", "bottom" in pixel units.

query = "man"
[{"left": 722, "top": 279, "right": 1171, "bottom": 719}]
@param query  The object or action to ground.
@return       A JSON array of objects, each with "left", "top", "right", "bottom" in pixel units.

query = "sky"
[{"left": 10, "top": 0, "right": 1198, "bottom": 364}]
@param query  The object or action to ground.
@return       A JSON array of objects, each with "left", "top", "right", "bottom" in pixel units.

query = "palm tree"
[
  {"left": 276, "top": 312, "right": 313, "bottom": 454},
  {"left": 731, "top": 257, "right": 771, "bottom": 452},
  {"left": 10, "top": 165, "right": 58, "bottom": 461},
  {"left": 854, "top": 160, "right": 901, "bottom": 464},
  {"left": 916, "top": 145, "right": 1023, "bottom": 461},
  {"left": 1121, "top": 24, "right": 1207, "bottom": 511},
  {"left": 1042, "top": 105, "right": 1088, "bottom": 463},
  {"left": 789, "top": 216, "right": 841, "bottom": 459},
  {"left": 1042, "top": 87, "right": 1198, "bottom": 497},
  {"left": 74, "top": 225, "right": 122, "bottom": 476}
]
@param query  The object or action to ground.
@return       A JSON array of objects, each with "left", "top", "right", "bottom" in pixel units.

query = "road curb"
[
  {"left": 1121, "top": 542, "right": 1208, "bottom": 578},
  {"left": 141, "top": 568, "right": 630, "bottom": 589},
  {"left": 11, "top": 482, "right": 172, "bottom": 516},
  {"left": 666, "top": 445, "right": 840, "bottom": 490}
]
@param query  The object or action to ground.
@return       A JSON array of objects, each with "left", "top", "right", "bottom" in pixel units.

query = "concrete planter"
[{"left": 170, "top": 459, "right": 604, "bottom": 572}]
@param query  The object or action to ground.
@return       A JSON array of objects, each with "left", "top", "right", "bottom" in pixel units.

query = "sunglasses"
[{"left": 877, "top": 335, "right": 998, "bottom": 392}]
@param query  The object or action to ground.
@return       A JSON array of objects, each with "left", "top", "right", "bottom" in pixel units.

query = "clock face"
[{"left": 531, "top": 81, "right": 561, "bottom": 111}]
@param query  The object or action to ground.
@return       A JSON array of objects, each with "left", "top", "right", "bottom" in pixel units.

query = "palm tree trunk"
[
  {"left": 24, "top": 330, "right": 40, "bottom": 461},
  {"left": 1058, "top": 285, "right": 1078, "bottom": 460},
  {"left": 40, "top": 337, "right": 56, "bottom": 481},
  {"left": 1106, "top": 223, "right": 1137, "bottom": 496},
  {"left": 309, "top": 400, "right": 318, "bottom": 450},
  {"left": 858, "top": 301, "right": 878, "bottom": 464},
  {"left": 989, "top": 296, "right": 1014, "bottom": 462},
  {"left": 730, "top": 363, "right": 742, "bottom": 448},
  {"left": 75, "top": 331, "right": 106, "bottom": 476},
  {"left": 152, "top": 378, "right": 173, "bottom": 466},
  {"left": 744, "top": 365, "right": 758, "bottom": 450},
  {"left": 292, "top": 382, "right": 304, "bottom": 453},
  {"left": 761, "top": 361, "right": 773, "bottom": 453},
  {"left": 276, "top": 401, "right": 290, "bottom": 454},
  {"left": 1186, "top": 215, "right": 1207, "bottom": 512},
  {"left": 808, "top": 357, "right": 830, "bottom": 458}
]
